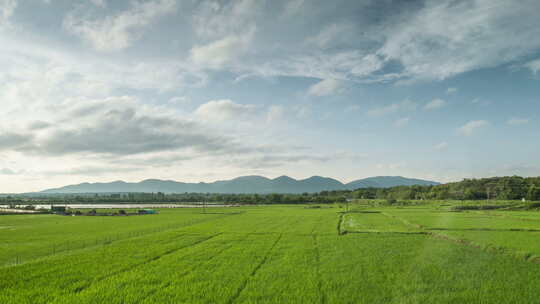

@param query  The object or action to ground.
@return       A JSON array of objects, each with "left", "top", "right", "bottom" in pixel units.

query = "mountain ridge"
[{"left": 39, "top": 175, "right": 440, "bottom": 194}]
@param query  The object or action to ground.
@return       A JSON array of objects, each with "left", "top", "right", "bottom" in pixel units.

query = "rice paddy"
[{"left": 2, "top": 204, "right": 540, "bottom": 303}]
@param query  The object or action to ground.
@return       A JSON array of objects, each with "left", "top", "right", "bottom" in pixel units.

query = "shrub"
[
  {"left": 525, "top": 202, "right": 540, "bottom": 210},
  {"left": 386, "top": 198, "right": 397, "bottom": 205}
]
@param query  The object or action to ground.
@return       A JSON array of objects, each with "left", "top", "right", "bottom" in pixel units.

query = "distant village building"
[
  {"left": 138, "top": 209, "right": 157, "bottom": 215},
  {"left": 50, "top": 206, "right": 67, "bottom": 213}
]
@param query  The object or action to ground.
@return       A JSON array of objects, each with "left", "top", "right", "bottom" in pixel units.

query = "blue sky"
[{"left": 0, "top": 0, "right": 539, "bottom": 192}]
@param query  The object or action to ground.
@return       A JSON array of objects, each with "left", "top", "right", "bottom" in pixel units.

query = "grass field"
[{"left": 3, "top": 204, "right": 540, "bottom": 303}]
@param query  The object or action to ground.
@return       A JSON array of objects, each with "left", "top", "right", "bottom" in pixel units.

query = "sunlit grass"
[{"left": 2, "top": 204, "right": 540, "bottom": 303}]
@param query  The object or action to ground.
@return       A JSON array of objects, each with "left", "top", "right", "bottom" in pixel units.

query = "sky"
[{"left": 1, "top": 0, "right": 540, "bottom": 193}]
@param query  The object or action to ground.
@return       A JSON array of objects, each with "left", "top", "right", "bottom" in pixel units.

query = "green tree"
[{"left": 527, "top": 186, "right": 540, "bottom": 201}]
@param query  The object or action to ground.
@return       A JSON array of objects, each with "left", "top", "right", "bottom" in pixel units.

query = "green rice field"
[{"left": 2, "top": 204, "right": 540, "bottom": 303}]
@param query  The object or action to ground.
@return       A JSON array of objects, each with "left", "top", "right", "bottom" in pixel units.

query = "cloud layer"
[
  {"left": 64, "top": 0, "right": 177, "bottom": 51},
  {"left": 1, "top": 0, "right": 540, "bottom": 191},
  {"left": 458, "top": 120, "right": 490, "bottom": 136}
]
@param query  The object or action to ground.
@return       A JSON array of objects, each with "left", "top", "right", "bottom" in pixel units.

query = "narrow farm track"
[
  {"left": 337, "top": 213, "right": 346, "bottom": 235},
  {"left": 345, "top": 231, "right": 428, "bottom": 235},
  {"left": 426, "top": 227, "right": 540, "bottom": 232},
  {"left": 138, "top": 242, "right": 236, "bottom": 300},
  {"left": 227, "top": 233, "right": 283, "bottom": 304},
  {"left": 73, "top": 233, "right": 223, "bottom": 293},
  {"left": 426, "top": 231, "right": 540, "bottom": 263},
  {"left": 311, "top": 234, "right": 326, "bottom": 304}
]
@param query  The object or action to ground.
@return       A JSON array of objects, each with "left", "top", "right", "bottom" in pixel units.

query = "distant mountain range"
[{"left": 39, "top": 175, "right": 440, "bottom": 194}]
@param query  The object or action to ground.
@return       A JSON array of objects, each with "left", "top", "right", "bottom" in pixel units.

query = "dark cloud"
[
  {"left": 0, "top": 132, "right": 34, "bottom": 150},
  {"left": 3, "top": 100, "right": 251, "bottom": 160},
  {"left": 227, "top": 154, "right": 332, "bottom": 169},
  {"left": 222, "top": 150, "right": 367, "bottom": 169},
  {"left": 106, "top": 154, "right": 196, "bottom": 167},
  {"left": 69, "top": 102, "right": 107, "bottom": 118},
  {"left": 28, "top": 121, "right": 52, "bottom": 130},
  {"left": 1, "top": 97, "right": 310, "bottom": 171},
  {"left": 43, "top": 166, "right": 143, "bottom": 176},
  {"left": 30, "top": 107, "right": 234, "bottom": 156}
]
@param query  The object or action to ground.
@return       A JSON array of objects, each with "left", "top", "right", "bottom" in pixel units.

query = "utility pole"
[{"left": 203, "top": 199, "right": 206, "bottom": 214}]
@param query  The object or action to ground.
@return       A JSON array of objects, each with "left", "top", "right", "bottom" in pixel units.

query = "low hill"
[
  {"left": 39, "top": 175, "right": 440, "bottom": 194},
  {"left": 346, "top": 176, "right": 440, "bottom": 189}
]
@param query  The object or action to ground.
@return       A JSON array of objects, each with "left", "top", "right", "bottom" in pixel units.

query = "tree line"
[
  {"left": 2, "top": 176, "right": 539, "bottom": 205},
  {"left": 352, "top": 176, "right": 540, "bottom": 201}
]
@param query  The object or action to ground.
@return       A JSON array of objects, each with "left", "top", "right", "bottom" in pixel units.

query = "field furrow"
[
  {"left": 227, "top": 233, "right": 283, "bottom": 304},
  {"left": 4, "top": 206, "right": 540, "bottom": 304}
]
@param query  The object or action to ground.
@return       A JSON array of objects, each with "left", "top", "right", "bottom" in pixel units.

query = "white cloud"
[
  {"left": 230, "top": 0, "right": 540, "bottom": 84},
  {"left": 376, "top": 162, "right": 406, "bottom": 170},
  {"left": 283, "top": 0, "right": 304, "bottom": 16},
  {"left": 446, "top": 87, "right": 458, "bottom": 94},
  {"left": 193, "top": 0, "right": 540, "bottom": 84},
  {"left": 168, "top": 96, "right": 190, "bottom": 105},
  {"left": 89, "top": 0, "right": 106, "bottom": 8},
  {"left": 507, "top": 118, "right": 529, "bottom": 125},
  {"left": 245, "top": 51, "right": 386, "bottom": 84},
  {"left": 295, "top": 105, "right": 311, "bottom": 119},
  {"left": 266, "top": 105, "right": 285, "bottom": 123},
  {"left": 0, "top": 93, "right": 327, "bottom": 191},
  {"left": 307, "top": 79, "right": 344, "bottom": 97},
  {"left": 434, "top": 142, "right": 449, "bottom": 150},
  {"left": 63, "top": 0, "right": 176, "bottom": 51},
  {"left": 56, "top": 0, "right": 540, "bottom": 84},
  {"left": 394, "top": 117, "right": 410, "bottom": 127},
  {"left": 458, "top": 120, "right": 489, "bottom": 136},
  {"left": 190, "top": 29, "right": 255, "bottom": 68},
  {"left": 368, "top": 100, "right": 417, "bottom": 116},
  {"left": 306, "top": 22, "right": 353, "bottom": 49},
  {"left": 379, "top": 0, "right": 540, "bottom": 81},
  {"left": 0, "top": 37, "right": 206, "bottom": 110},
  {"left": 192, "top": 0, "right": 260, "bottom": 39},
  {"left": 525, "top": 59, "right": 540, "bottom": 75},
  {"left": 424, "top": 98, "right": 446, "bottom": 110},
  {"left": 0, "top": 0, "right": 17, "bottom": 28},
  {"left": 195, "top": 99, "right": 257, "bottom": 122},
  {"left": 2, "top": 0, "right": 540, "bottom": 192}
]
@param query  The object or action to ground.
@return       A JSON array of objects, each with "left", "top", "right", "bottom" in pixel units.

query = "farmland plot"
[
  {"left": 0, "top": 209, "right": 234, "bottom": 266},
  {"left": 383, "top": 209, "right": 540, "bottom": 231},
  {"left": 342, "top": 211, "right": 421, "bottom": 233},
  {"left": 3, "top": 205, "right": 540, "bottom": 303},
  {"left": 384, "top": 208, "right": 540, "bottom": 261}
]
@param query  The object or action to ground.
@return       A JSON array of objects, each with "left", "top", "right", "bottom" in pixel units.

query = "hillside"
[
  {"left": 346, "top": 176, "right": 439, "bottom": 189},
  {"left": 39, "top": 175, "right": 439, "bottom": 194}
]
